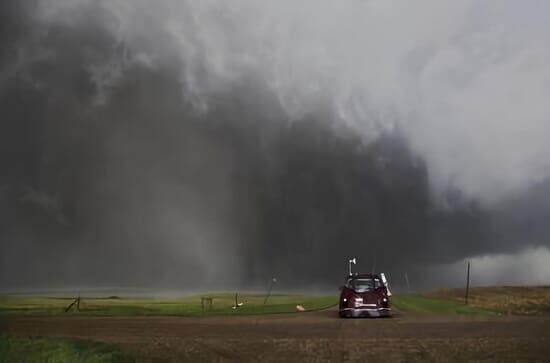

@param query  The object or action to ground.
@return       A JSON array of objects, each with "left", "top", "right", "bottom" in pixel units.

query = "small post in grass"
[
  {"left": 262, "top": 277, "right": 277, "bottom": 311},
  {"left": 201, "top": 297, "right": 213, "bottom": 313},
  {"left": 465, "top": 261, "right": 471, "bottom": 305},
  {"left": 64, "top": 294, "right": 82, "bottom": 313},
  {"left": 232, "top": 292, "right": 243, "bottom": 309}
]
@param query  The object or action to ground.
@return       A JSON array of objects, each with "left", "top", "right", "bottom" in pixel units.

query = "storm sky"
[{"left": 1, "top": 0, "right": 550, "bottom": 292}]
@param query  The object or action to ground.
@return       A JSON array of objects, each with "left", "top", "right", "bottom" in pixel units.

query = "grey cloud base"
[{"left": 1, "top": 1, "right": 549, "bottom": 291}]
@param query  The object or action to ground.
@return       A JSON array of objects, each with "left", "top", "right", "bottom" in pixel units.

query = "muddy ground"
[{"left": 2, "top": 308, "right": 550, "bottom": 362}]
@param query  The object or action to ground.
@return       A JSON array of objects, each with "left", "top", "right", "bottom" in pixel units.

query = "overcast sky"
[{"left": 1, "top": 0, "right": 549, "bottom": 292}]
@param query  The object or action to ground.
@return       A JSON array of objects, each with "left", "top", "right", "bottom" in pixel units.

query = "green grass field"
[
  {"left": 0, "top": 334, "right": 134, "bottom": 363},
  {"left": 0, "top": 293, "right": 338, "bottom": 317},
  {"left": 0, "top": 292, "right": 497, "bottom": 317},
  {"left": 0, "top": 292, "right": 501, "bottom": 362},
  {"left": 392, "top": 294, "right": 495, "bottom": 316},
  {"left": 425, "top": 286, "right": 550, "bottom": 315}
]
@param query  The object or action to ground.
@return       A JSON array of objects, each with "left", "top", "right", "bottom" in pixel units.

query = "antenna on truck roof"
[{"left": 348, "top": 257, "right": 356, "bottom": 276}]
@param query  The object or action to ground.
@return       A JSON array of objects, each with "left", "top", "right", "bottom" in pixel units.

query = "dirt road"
[{"left": 2, "top": 308, "right": 550, "bottom": 362}]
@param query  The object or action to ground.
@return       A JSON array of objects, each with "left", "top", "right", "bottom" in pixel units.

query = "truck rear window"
[{"left": 346, "top": 278, "right": 374, "bottom": 293}]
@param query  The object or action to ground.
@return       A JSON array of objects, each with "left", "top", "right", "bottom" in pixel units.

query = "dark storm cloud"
[{"left": 1, "top": 0, "right": 549, "bottom": 291}]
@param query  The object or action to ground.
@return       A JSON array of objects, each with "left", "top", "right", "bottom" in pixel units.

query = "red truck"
[{"left": 339, "top": 273, "right": 392, "bottom": 318}]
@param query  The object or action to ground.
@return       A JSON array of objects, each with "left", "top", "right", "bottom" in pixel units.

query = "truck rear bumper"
[{"left": 339, "top": 307, "right": 392, "bottom": 318}]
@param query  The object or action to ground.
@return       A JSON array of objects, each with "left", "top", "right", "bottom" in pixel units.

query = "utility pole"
[{"left": 465, "top": 261, "right": 471, "bottom": 305}]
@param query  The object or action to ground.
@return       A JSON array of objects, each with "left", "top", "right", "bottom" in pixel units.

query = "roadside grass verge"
[
  {"left": 392, "top": 294, "right": 495, "bottom": 316},
  {"left": 426, "top": 286, "right": 550, "bottom": 316},
  {"left": 0, "top": 334, "right": 134, "bottom": 363},
  {"left": 0, "top": 294, "right": 337, "bottom": 317}
]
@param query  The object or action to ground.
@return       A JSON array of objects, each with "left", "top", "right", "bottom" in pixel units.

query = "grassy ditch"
[
  {"left": 0, "top": 334, "right": 134, "bottom": 363},
  {"left": 425, "top": 286, "right": 550, "bottom": 316},
  {"left": 391, "top": 294, "right": 495, "bottom": 316}
]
